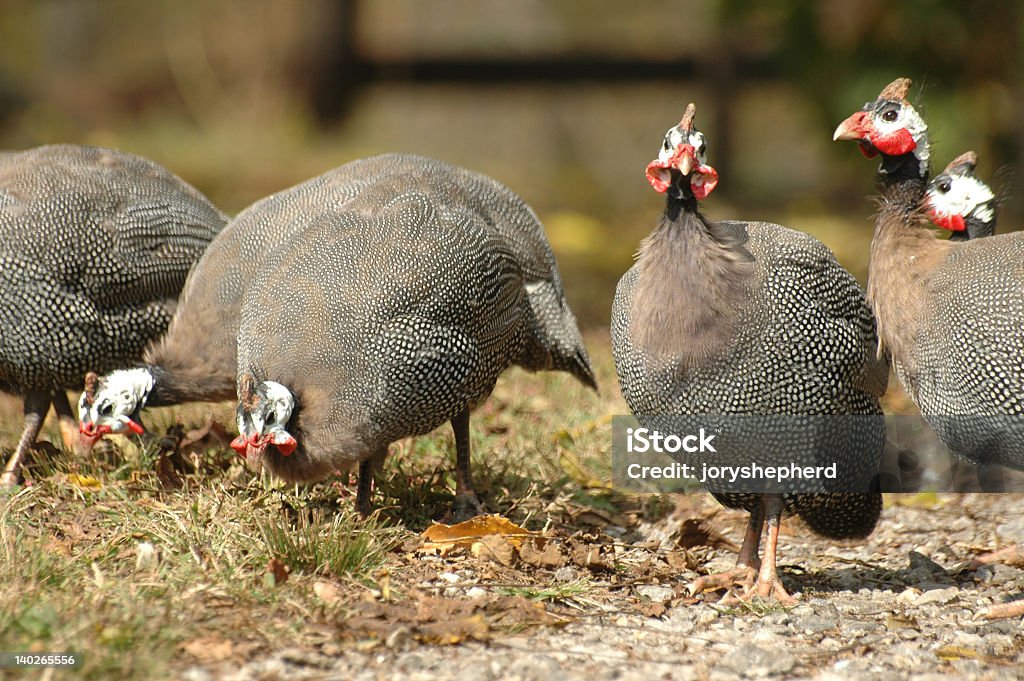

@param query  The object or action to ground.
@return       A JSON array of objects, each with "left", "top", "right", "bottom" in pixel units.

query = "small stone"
[
  {"left": 466, "top": 586, "right": 487, "bottom": 599},
  {"left": 915, "top": 587, "right": 958, "bottom": 606},
  {"left": 897, "top": 587, "right": 921, "bottom": 603},
  {"left": 437, "top": 571, "right": 461, "bottom": 584},
  {"left": 697, "top": 608, "right": 719, "bottom": 625},
  {"left": 795, "top": 614, "right": 837, "bottom": 635},
  {"left": 635, "top": 584, "right": 675, "bottom": 603},
  {"left": 553, "top": 566, "right": 579, "bottom": 582},
  {"left": 385, "top": 626, "right": 411, "bottom": 650},
  {"left": 718, "top": 644, "right": 795, "bottom": 677}
]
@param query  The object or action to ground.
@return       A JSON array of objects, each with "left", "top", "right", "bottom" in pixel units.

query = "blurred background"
[{"left": 0, "top": 0, "right": 1020, "bottom": 330}]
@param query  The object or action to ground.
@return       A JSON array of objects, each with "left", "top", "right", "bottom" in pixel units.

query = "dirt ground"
[{"left": 170, "top": 493, "right": 1024, "bottom": 681}]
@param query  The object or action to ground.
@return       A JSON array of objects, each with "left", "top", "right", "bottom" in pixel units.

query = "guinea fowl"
[
  {"left": 0, "top": 144, "right": 227, "bottom": 486},
  {"left": 225, "top": 154, "right": 595, "bottom": 518},
  {"left": 78, "top": 172, "right": 324, "bottom": 440},
  {"left": 834, "top": 77, "right": 1024, "bottom": 472},
  {"left": 612, "top": 104, "right": 886, "bottom": 603},
  {"left": 925, "top": 151, "right": 997, "bottom": 241}
]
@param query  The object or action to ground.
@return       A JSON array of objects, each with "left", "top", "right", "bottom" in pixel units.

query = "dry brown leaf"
[
  {"left": 265, "top": 558, "right": 289, "bottom": 586},
  {"left": 676, "top": 518, "right": 739, "bottom": 551},
  {"left": 569, "top": 540, "right": 614, "bottom": 572},
  {"left": 639, "top": 601, "right": 667, "bottom": 618},
  {"left": 417, "top": 614, "right": 489, "bottom": 645},
  {"left": 472, "top": 534, "right": 516, "bottom": 566},
  {"left": 180, "top": 635, "right": 235, "bottom": 663},
  {"left": 314, "top": 580, "right": 341, "bottom": 605},
  {"left": 420, "top": 514, "right": 539, "bottom": 555},
  {"left": 519, "top": 539, "right": 566, "bottom": 568},
  {"left": 155, "top": 453, "right": 183, "bottom": 489}
]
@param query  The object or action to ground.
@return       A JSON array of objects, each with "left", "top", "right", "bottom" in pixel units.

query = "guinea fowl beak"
[{"left": 833, "top": 111, "right": 871, "bottom": 141}]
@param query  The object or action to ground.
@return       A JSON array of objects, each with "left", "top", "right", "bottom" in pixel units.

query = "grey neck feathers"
[
  {"left": 631, "top": 202, "right": 754, "bottom": 367},
  {"left": 144, "top": 363, "right": 235, "bottom": 406},
  {"left": 867, "top": 176, "right": 953, "bottom": 387}
]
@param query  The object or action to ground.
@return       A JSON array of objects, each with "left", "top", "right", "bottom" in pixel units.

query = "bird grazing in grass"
[
  {"left": 228, "top": 154, "right": 595, "bottom": 518},
  {"left": 0, "top": 145, "right": 226, "bottom": 487}
]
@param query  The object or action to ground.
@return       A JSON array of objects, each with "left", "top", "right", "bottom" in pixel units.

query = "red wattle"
[
  {"left": 929, "top": 211, "right": 966, "bottom": 233},
  {"left": 125, "top": 419, "right": 145, "bottom": 435},
  {"left": 646, "top": 160, "right": 671, "bottom": 193},
  {"left": 871, "top": 128, "right": 916, "bottom": 156},
  {"left": 691, "top": 165, "right": 719, "bottom": 200},
  {"left": 274, "top": 435, "right": 297, "bottom": 457},
  {"left": 230, "top": 435, "right": 248, "bottom": 455}
]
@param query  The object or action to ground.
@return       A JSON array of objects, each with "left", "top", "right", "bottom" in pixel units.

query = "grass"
[{"left": 0, "top": 334, "right": 623, "bottom": 680}]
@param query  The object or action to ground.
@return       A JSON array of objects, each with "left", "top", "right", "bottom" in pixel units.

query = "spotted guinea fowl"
[
  {"left": 925, "top": 151, "right": 997, "bottom": 241},
  {"left": 0, "top": 144, "right": 227, "bottom": 486},
  {"left": 80, "top": 154, "right": 595, "bottom": 449},
  {"left": 612, "top": 104, "right": 886, "bottom": 603},
  {"left": 225, "top": 154, "right": 594, "bottom": 517},
  {"left": 834, "top": 77, "right": 1024, "bottom": 471}
]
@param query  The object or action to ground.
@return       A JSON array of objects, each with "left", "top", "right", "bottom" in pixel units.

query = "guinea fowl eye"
[
  {"left": 882, "top": 109, "right": 898, "bottom": 122},
  {"left": 99, "top": 402, "right": 113, "bottom": 417},
  {"left": 663, "top": 139, "right": 671, "bottom": 152},
  {"left": 938, "top": 181, "right": 951, "bottom": 193}
]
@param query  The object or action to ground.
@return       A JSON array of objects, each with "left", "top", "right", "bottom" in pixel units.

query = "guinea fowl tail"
[
  {"left": 560, "top": 347, "right": 598, "bottom": 391},
  {"left": 795, "top": 493, "right": 882, "bottom": 540},
  {"left": 524, "top": 280, "right": 598, "bottom": 391}
]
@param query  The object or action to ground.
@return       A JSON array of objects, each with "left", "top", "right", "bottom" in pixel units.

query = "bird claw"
[
  {"left": 688, "top": 565, "right": 759, "bottom": 598},
  {"left": 451, "top": 491, "right": 485, "bottom": 522}
]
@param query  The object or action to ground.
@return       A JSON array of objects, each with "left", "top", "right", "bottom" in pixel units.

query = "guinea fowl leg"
[
  {"left": 1, "top": 391, "right": 52, "bottom": 488},
  {"left": 356, "top": 458, "right": 374, "bottom": 518},
  {"left": 740, "top": 494, "right": 797, "bottom": 605},
  {"left": 51, "top": 391, "right": 81, "bottom": 453},
  {"left": 689, "top": 501, "right": 765, "bottom": 597},
  {"left": 451, "top": 407, "right": 484, "bottom": 521}
]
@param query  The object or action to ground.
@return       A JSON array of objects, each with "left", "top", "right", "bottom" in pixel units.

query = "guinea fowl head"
[
  {"left": 78, "top": 368, "right": 153, "bottom": 443},
  {"left": 924, "top": 151, "right": 997, "bottom": 240},
  {"left": 833, "top": 77, "right": 930, "bottom": 180},
  {"left": 645, "top": 102, "right": 718, "bottom": 201},
  {"left": 230, "top": 377, "right": 298, "bottom": 464}
]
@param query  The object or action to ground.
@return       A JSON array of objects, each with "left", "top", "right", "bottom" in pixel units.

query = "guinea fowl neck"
[
  {"left": 867, "top": 163, "right": 953, "bottom": 383},
  {"left": 631, "top": 193, "right": 754, "bottom": 367},
  {"left": 145, "top": 364, "right": 235, "bottom": 406}
]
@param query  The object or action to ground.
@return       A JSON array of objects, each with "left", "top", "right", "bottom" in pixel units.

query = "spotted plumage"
[
  {"left": 613, "top": 104, "right": 885, "bottom": 601},
  {"left": 835, "top": 78, "right": 1024, "bottom": 470},
  {"left": 0, "top": 144, "right": 227, "bottom": 484},
  {"left": 230, "top": 154, "right": 595, "bottom": 516}
]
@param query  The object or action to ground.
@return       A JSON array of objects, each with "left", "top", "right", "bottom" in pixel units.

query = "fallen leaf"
[
  {"left": 935, "top": 645, "right": 981, "bottom": 661},
  {"left": 181, "top": 635, "right": 235, "bottom": 663},
  {"left": 420, "top": 515, "right": 538, "bottom": 555},
  {"left": 66, "top": 474, "right": 102, "bottom": 491},
  {"left": 265, "top": 558, "right": 289, "bottom": 586},
  {"left": 472, "top": 534, "right": 516, "bottom": 566},
  {"left": 569, "top": 540, "right": 614, "bottom": 572},
  {"left": 314, "top": 580, "right": 341, "bottom": 605},
  {"left": 154, "top": 453, "right": 183, "bottom": 489},
  {"left": 519, "top": 539, "right": 566, "bottom": 568},
  {"left": 639, "top": 601, "right": 667, "bottom": 618},
  {"left": 676, "top": 518, "right": 739, "bottom": 551}
]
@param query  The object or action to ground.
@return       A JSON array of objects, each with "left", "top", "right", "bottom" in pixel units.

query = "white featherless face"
[
  {"left": 872, "top": 100, "right": 929, "bottom": 165},
  {"left": 78, "top": 368, "right": 153, "bottom": 436},
  {"left": 657, "top": 127, "right": 709, "bottom": 167},
  {"left": 927, "top": 172, "right": 996, "bottom": 224},
  {"left": 260, "top": 381, "right": 295, "bottom": 431}
]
